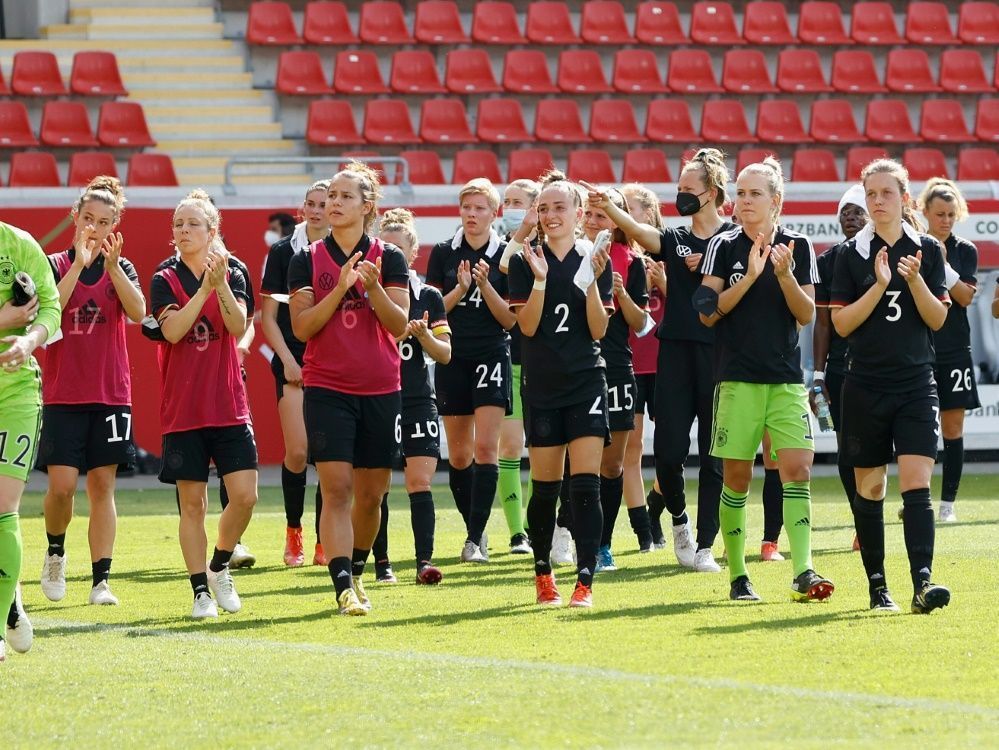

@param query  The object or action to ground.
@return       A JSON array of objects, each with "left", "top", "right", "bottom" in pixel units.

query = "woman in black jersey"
[
  {"left": 830, "top": 158, "right": 951, "bottom": 614},
  {"left": 426, "top": 179, "right": 516, "bottom": 564},
  {"left": 918, "top": 179, "right": 978, "bottom": 524},
  {"left": 371, "top": 208, "right": 449, "bottom": 585},
  {"left": 507, "top": 172, "right": 614, "bottom": 609},
  {"left": 261, "top": 180, "right": 330, "bottom": 568},
  {"left": 585, "top": 149, "right": 731, "bottom": 574}
]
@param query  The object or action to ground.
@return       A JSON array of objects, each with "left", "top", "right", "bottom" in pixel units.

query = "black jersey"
[
  {"left": 425, "top": 232, "right": 509, "bottom": 360},
  {"left": 656, "top": 223, "right": 734, "bottom": 344},
  {"left": 286, "top": 233, "right": 409, "bottom": 298},
  {"left": 602, "top": 250, "right": 649, "bottom": 378},
  {"left": 829, "top": 225, "right": 949, "bottom": 393},
  {"left": 701, "top": 225, "right": 818, "bottom": 384},
  {"left": 150, "top": 255, "right": 249, "bottom": 318},
  {"left": 49, "top": 248, "right": 140, "bottom": 289},
  {"left": 933, "top": 234, "right": 978, "bottom": 363},
  {"left": 813, "top": 241, "right": 850, "bottom": 376},
  {"left": 508, "top": 244, "right": 614, "bottom": 409},
  {"left": 260, "top": 231, "right": 306, "bottom": 358},
  {"left": 400, "top": 275, "right": 450, "bottom": 421}
]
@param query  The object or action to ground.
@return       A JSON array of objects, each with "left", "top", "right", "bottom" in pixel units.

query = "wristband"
[
  {"left": 943, "top": 263, "right": 960, "bottom": 289},
  {"left": 812, "top": 370, "right": 826, "bottom": 382},
  {"left": 500, "top": 240, "right": 523, "bottom": 271},
  {"left": 533, "top": 279, "right": 546, "bottom": 291}
]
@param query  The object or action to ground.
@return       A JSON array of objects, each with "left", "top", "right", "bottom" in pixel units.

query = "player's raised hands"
[
  {"left": 524, "top": 243, "right": 548, "bottom": 281},
  {"left": 578, "top": 180, "right": 610, "bottom": 211},
  {"left": 471, "top": 259, "right": 492, "bottom": 288},
  {"left": 897, "top": 250, "right": 922, "bottom": 284},
  {"left": 101, "top": 231, "right": 124, "bottom": 267},
  {"left": 746, "top": 232, "right": 771, "bottom": 280},
  {"left": 335, "top": 252, "right": 362, "bottom": 291},
  {"left": 406, "top": 311, "right": 431, "bottom": 341},
  {"left": 646, "top": 258, "right": 667, "bottom": 296},
  {"left": 874, "top": 248, "right": 892, "bottom": 287},
  {"left": 73, "top": 225, "right": 100, "bottom": 267},
  {"left": 612, "top": 271, "right": 625, "bottom": 297},
  {"left": 456, "top": 259, "right": 472, "bottom": 292},
  {"left": 591, "top": 245, "right": 609, "bottom": 278},
  {"left": 357, "top": 255, "right": 382, "bottom": 291},
  {"left": 769, "top": 240, "right": 795, "bottom": 278},
  {"left": 512, "top": 201, "right": 540, "bottom": 245},
  {"left": 204, "top": 250, "right": 227, "bottom": 289}
]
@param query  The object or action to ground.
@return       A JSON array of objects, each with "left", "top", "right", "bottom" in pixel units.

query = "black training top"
[
  {"left": 933, "top": 233, "right": 978, "bottom": 363},
  {"left": 813, "top": 241, "right": 850, "bottom": 376},
  {"left": 261, "top": 233, "right": 305, "bottom": 358},
  {"left": 286, "top": 233, "right": 409, "bottom": 300},
  {"left": 50, "top": 248, "right": 139, "bottom": 290},
  {"left": 400, "top": 276, "right": 449, "bottom": 422},
  {"left": 602, "top": 251, "right": 649, "bottom": 379},
  {"left": 151, "top": 255, "right": 250, "bottom": 319}
]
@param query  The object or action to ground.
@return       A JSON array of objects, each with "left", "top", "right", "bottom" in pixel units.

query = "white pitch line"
[{"left": 33, "top": 618, "right": 999, "bottom": 719}]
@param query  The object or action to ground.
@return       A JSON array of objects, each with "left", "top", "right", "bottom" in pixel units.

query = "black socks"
[
  {"left": 190, "top": 572, "right": 209, "bottom": 597},
  {"left": 852, "top": 495, "right": 886, "bottom": 591},
  {"left": 449, "top": 463, "right": 474, "bottom": 524},
  {"left": 91, "top": 558, "right": 112, "bottom": 588},
  {"left": 409, "top": 490, "right": 435, "bottom": 564},
  {"left": 762, "top": 468, "right": 783, "bottom": 543},
  {"left": 46, "top": 532, "right": 66, "bottom": 558},
  {"left": 373, "top": 493, "right": 389, "bottom": 562},
  {"left": 599, "top": 473, "right": 624, "bottom": 548},
  {"left": 941, "top": 437, "right": 963, "bottom": 504},
  {"left": 328, "top": 557, "right": 352, "bottom": 596},
  {"left": 209, "top": 547, "right": 233, "bottom": 573},
  {"left": 466, "top": 463, "right": 498, "bottom": 544},
  {"left": 628, "top": 505, "right": 653, "bottom": 550},
  {"left": 527, "top": 480, "right": 562, "bottom": 576},
  {"left": 282, "top": 464, "right": 307, "bottom": 528},
  {"left": 351, "top": 547, "right": 370, "bottom": 577},
  {"left": 902, "top": 488, "right": 934, "bottom": 591},
  {"left": 570, "top": 473, "right": 602, "bottom": 588}
]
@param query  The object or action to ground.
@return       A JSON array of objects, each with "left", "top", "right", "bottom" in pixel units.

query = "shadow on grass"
[{"left": 691, "top": 606, "right": 871, "bottom": 635}]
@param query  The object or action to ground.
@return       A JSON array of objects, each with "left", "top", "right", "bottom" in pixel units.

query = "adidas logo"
[
  {"left": 726, "top": 528, "right": 743, "bottom": 536},
  {"left": 863, "top": 274, "right": 876, "bottom": 285},
  {"left": 0, "top": 567, "right": 8, "bottom": 578},
  {"left": 870, "top": 573, "right": 884, "bottom": 581},
  {"left": 336, "top": 570, "right": 350, "bottom": 578},
  {"left": 920, "top": 567, "right": 931, "bottom": 575},
  {"left": 579, "top": 567, "right": 591, "bottom": 575},
  {"left": 795, "top": 517, "right": 810, "bottom": 526},
  {"left": 187, "top": 315, "right": 220, "bottom": 345},
  {"left": 733, "top": 261, "right": 745, "bottom": 270}
]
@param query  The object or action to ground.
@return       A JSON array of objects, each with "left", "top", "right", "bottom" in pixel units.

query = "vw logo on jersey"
[
  {"left": 729, "top": 272, "right": 745, "bottom": 286},
  {"left": 318, "top": 272, "right": 334, "bottom": 290},
  {"left": 676, "top": 245, "right": 692, "bottom": 257}
]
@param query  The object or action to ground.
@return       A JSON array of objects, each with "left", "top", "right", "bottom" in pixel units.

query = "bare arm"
[
  {"left": 586, "top": 281, "right": 611, "bottom": 340},
  {"left": 261, "top": 297, "right": 297, "bottom": 367},
  {"left": 290, "top": 254, "right": 359, "bottom": 341},
  {"left": 158, "top": 288, "right": 210, "bottom": 344},
  {"left": 441, "top": 260, "right": 471, "bottom": 313},
  {"left": 215, "top": 279, "right": 247, "bottom": 338},
  {"left": 699, "top": 274, "right": 754, "bottom": 328},
  {"left": 948, "top": 279, "right": 976, "bottom": 308},
  {"left": 514, "top": 246, "right": 547, "bottom": 337},
  {"left": 472, "top": 260, "right": 517, "bottom": 330},
  {"left": 579, "top": 180, "right": 662, "bottom": 254},
  {"left": 612, "top": 272, "right": 648, "bottom": 331},
  {"left": 102, "top": 235, "right": 146, "bottom": 322}
]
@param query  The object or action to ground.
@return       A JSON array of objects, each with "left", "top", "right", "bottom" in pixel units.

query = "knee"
[
  {"left": 857, "top": 474, "right": 887, "bottom": 500},
  {"left": 600, "top": 456, "right": 624, "bottom": 479},
  {"left": 497, "top": 432, "right": 522, "bottom": 460},
  {"left": 285, "top": 448, "right": 308, "bottom": 472},
  {"left": 48, "top": 485, "right": 76, "bottom": 506},
  {"left": 473, "top": 438, "right": 498, "bottom": 465},
  {"left": 405, "top": 478, "right": 432, "bottom": 495},
  {"left": 724, "top": 467, "right": 753, "bottom": 493},
  {"left": 229, "top": 490, "right": 257, "bottom": 511},
  {"left": 355, "top": 489, "right": 383, "bottom": 511},
  {"left": 87, "top": 474, "right": 116, "bottom": 500},
  {"left": 320, "top": 480, "right": 352, "bottom": 508},
  {"left": 178, "top": 497, "right": 206, "bottom": 519},
  {"left": 783, "top": 463, "right": 812, "bottom": 483}
]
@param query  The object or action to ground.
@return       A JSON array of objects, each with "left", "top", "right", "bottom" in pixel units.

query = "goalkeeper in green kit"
[{"left": 0, "top": 221, "right": 61, "bottom": 662}]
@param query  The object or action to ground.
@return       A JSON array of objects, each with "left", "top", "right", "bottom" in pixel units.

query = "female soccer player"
[
  {"left": 152, "top": 190, "right": 258, "bottom": 619},
  {"left": 288, "top": 162, "right": 409, "bottom": 616},
  {"left": 699, "top": 157, "right": 832, "bottom": 602},
  {"left": 831, "top": 159, "right": 951, "bottom": 614},
  {"left": 0, "top": 222, "right": 60, "bottom": 661},
  {"left": 38, "top": 177, "right": 145, "bottom": 607},
  {"left": 586, "top": 150, "right": 732, "bottom": 573},
  {"left": 426, "top": 179, "right": 516, "bottom": 563},
  {"left": 261, "top": 179, "right": 331, "bottom": 566},
  {"left": 919, "top": 179, "right": 978, "bottom": 523},
  {"left": 507, "top": 172, "right": 613, "bottom": 608},
  {"left": 371, "top": 208, "right": 450, "bottom": 584}
]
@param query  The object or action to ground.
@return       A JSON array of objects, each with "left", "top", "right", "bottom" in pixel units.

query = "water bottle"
[{"left": 812, "top": 386, "right": 833, "bottom": 433}]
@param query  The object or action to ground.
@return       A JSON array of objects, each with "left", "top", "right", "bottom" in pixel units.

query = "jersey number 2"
[{"left": 554, "top": 303, "right": 570, "bottom": 333}]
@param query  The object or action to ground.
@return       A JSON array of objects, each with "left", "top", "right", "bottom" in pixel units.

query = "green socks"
[
  {"left": 498, "top": 458, "right": 526, "bottom": 537},
  {"left": 0, "top": 512, "right": 22, "bottom": 620},
  {"left": 719, "top": 486, "right": 749, "bottom": 582},
  {"left": 783, "top": 481, "right": 814, "bottom": 577}
]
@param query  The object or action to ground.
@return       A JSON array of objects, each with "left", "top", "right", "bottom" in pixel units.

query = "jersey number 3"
[{"left": 885, "top": 291, "right": 902, "bottom": 322}]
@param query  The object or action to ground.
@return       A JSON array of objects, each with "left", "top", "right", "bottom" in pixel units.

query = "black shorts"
[
  {"left": 934, "top": 355, "right": 981, "bottom": 412},
  {"left": 37, "top": 405, "right": 135, "bottom": 472},
  {"left": 825, "top": 368, "right": 845, "bottom": 433},
  {"left": 434, "top": 351, "right": 512, "bottom": 416},
  {"left": 840, "top": 378, "right": 939, "bottom": 467},
  {"left": 401, "top": 416, "right": 441, "bottom": 459},
  {"left": 304, "top": 386, "right": 400, "bottom": 468},
  {"left": 526, "top": 391, "right": 610, "bottom": 448},
  {"left": 159, "top": 423, "right": 258, "bottom": 484},
  {"left": 607, "top": 372, "right": 637, "bottom": 433},
  {"left": 635, "top": 373, "right": 656, "bottom": 420},
  {"left": 271, "top": 350, "right": 305, "bottom": 401}
]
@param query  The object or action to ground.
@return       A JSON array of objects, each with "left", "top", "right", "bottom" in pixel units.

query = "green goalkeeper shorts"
[
  {"left": 0, "top": 366, "right": 43, "bottom": 483},
  {"left": 710, "top": 381, "right": 814, "bottom": 461}
]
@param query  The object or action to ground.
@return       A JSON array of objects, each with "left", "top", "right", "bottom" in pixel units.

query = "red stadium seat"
[
  {"left": 391, "top": 50, "right": 445, "bottom": 94},
  {"left": 975, "top": 99, "right": 999, "bottom": 142},
  {"left": 419, "top": 99, "right": 476, "bottom": 144},
  {"left": 791, "top": 148, "right": 840, "bottom": 181},
  {"left": 701, "top": 100, "right": 757, "bottom": 143},
  {"left": 832, "top": 50, "right": 886, "bottom": 94},
  {"left": 690, "top": 2, "right": 744, "bottom": 44},
  {"left": 798, "top": 2, "right": 852, "bottom": 45},
  {"left": 903, "top": 148, "right": 949, "bottom": 180},
  {"left": 471, "top": 2, "right": 525, "bottom": 44},
  {"left": 445, "top": 49, "right": 500, "bottom": 94},
  {"left": 306, "top": 101, "right": 364, "bottom": 145},
  {"left": 777, "top": 49, "right": 832, "bottom": 93},
  {"left": 97, "top": 102, "right": 155, "bottom": 148},
  {"left": 810, "top": 100, "right": 863, "bottom": 143},
  {"left": 11, "top": 51, "right": 66, "bottom": 96},
  {"left": 477, "top": 99, "right": 532, "bottom": 143},
  {"left": 8, "top": 152, "right": 61, "bottom": 187},
  {"left": 127, "top": 153, "right": 178, "bottom": 186},
  {"left": 722, "top": 50, "right": 777, "bottom": 93},
  {"left": 246, "top": 1, "right": 302, "bottom": 45},
  {"left": 414, "top": 1, "right": 468, "bottom": 43},
  {"left": 645, "top": 99, "right": 698, "bottom": 143},
  {"left": 736, "top": 148, "right": 778, "bottom": 175},
  {"left": 886, "top": 50, "right": 942, "bottom": 93},
  {"left": 41, "top": 101, "right": 99, "bottom": 147},
  {"left": 508, "top": 149, "right": 555, "bottom": 181},
  {"left": 0, "top": 102, "right": 39, "bottom": 147},
  {"left": 612, "top": 49, "right": 667, "bottom": 94},
  {"left": 958, "top": 3, "right": 999, "bottom": 44},
  {"left": 276, "top": 51, "right": 331, "bottom": 95},
  {"left": 526, "top": 2, "right": 580, "bottom": 44},
  {"left": 920, "top": 100, "right": 974, "bottom": 143},
  {"left": 0, "top": 64, "right": 9, "bottom": 96},
  {"left": 68, "top": 151, "right": 118, "bottom": 187},
  {"left": 364, "top": 100, "right": 420, "bottom": 144},
  {"left": 333, "top": 51, "right": 388, "bottom": 94},
  {"left": 398, "top": 150, "right": 446, "bottom": 184},
  {"left": 957, "top": 148, "right": 999, "bottom": 180},
  {"left": 70, "top": 51, "right": 127, "bottom": 96},
  {"left": 851, "top": 2, "right": 904, "bottom": 44},
  {"left": 535, "top": 99, "right": 590, "bottom": 143},
  {"left": 622, "top": 149, "right": 672, "bottom": 183},
  {"left": 743, "top": 2, "right": 795, "bottom": 44},
  {"left": 568, "top": 150, "right": 617, "bottom": 183},
  {"left": 453, "top": 150, "right": 503, "bottom": 184},
  {"left": 303, "top": 1, "right": 358, "bottom": 44},
  {"left": 503, "top": 50, "right": 558, "bottom": 94},
  {"left": 667, "top": 49, "right": 722, "bottom": 94},
  {"left": 846, "top": 147, "right": 889, "bottom": 180},
  {"left": 905, "top": 2, "right": 957, "bottom": 44},
  {"left": 581, "top": 1, "right": 634, "bottom": 44},
  {"left": 589, "top": 99, "right": 646, "bottom": 143},
  {"left": 940, "top": 50, "right": 993, "bottom": 94},
  {"left": 359, "top": 1, "right": 413, "bottom": 44},
  {"left": 635, "top": 2, "right": 686, "bottom": 44},
  {"left": 558, "top": 50, "right": 612, "bottom": 94},
  {"left": 756, "top": 100, "right": 811, "bottom": 143},
  {"left": 865, "top": 100, "right": 920, "bottom": 143}
]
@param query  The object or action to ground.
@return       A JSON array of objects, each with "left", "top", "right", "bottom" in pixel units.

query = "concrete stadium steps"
[
  {"left": 41, "top": 23, "right": 226, "bottom": 40},
  {"left": 69, "top": 6, "right": 216, "bottom": 25},
  {"left": 156, "top": 138, "right": 302, "bottom": 158},
  {"left": 122, "top": 72, "right": 254, "bottom": 90},
  {"left": 0, "top": 39, "right": 238, "bottom": 56},
  {"left": 69, "top": 0, "right": 213, "bottom": 7},
  {"left": 126, "top": 88, "right": 268, "bottom": 107},
  {"left": 173, "top": 157, "right": 310, "bottom": 187},
  {"left": 0, "top": 54, "right": 245, "bottom": 77},
  {"left": 155, "top": 121, "right": 284, "bottom": 140},
  {"left": 144, "top": 105, "right": 274, "bottom": 125}
]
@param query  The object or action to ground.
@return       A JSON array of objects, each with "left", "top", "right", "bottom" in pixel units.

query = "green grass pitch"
[{"left": 3, "top": 473, "right": 998, "bottom": 748}]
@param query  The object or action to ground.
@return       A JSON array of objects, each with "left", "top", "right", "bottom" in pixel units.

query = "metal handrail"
[{"left": 223, "top": 156, "right": 411, "bottom": 195}]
